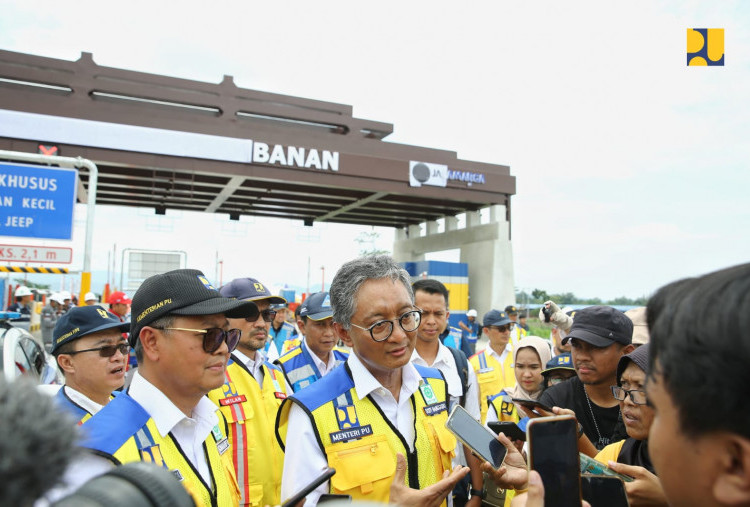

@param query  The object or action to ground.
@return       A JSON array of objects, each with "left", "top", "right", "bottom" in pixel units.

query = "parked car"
[{"left": 0, "top": 311, "right": 62, "bottom": 386}]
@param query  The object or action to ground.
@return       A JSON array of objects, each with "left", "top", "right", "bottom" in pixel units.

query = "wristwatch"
[
  {"left": 470, "top": 488, "right": 485, "bottom": 499},
  {"left": 577, "top": 422, "right": 585, "bottom": 438}
]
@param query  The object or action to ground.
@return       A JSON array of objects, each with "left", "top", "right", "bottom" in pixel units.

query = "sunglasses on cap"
[
  {"left": 66, "top": 342, "right": 130, "bottom": 358},
  {"left": 156, "top": 327, "right": 242, "bottom": 353},
  {"left": 247, "top": 308, "right": 277, "bottom": 323}
]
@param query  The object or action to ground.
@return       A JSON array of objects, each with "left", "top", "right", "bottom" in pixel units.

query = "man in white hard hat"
[
  {"left": 458, "top": 309, "right": 480, "bottom": 354},
  {"left": 8, "top": 285, "right": 33, "bottom": 315},
  {"left": 41, "top": 293, "right": 65, "bottom": 349},
  {"left": 84, "top": 292, "right": 98, "bottom": 306}
]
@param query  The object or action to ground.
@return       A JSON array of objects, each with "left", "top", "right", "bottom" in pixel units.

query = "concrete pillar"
[
  {"left": 395, "top": 228, "right": 408, "bottom": 241},
  {"left": 425, "top": 220, "right": 439, "bottom": 235},
  {"left": 408, "top": 224, "right": 421, "bottom": 239},
  {"left": 466, "top": 210, "right": 481, "bottom": 227},
  {"left": 445, "top": 216, "right": 459, "bottom": 231},
  {"left": 392, "top": 212, "right": 515, "bottom": 319}
]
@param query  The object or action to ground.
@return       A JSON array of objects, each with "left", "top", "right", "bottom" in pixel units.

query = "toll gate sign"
[{"left": 0, "top": 162, "right": 77, "bottom": 240}]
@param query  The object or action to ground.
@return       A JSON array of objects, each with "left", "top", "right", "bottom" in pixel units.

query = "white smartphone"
[{"left": 445, "top": 405, "right": 507, "bottom": 468}]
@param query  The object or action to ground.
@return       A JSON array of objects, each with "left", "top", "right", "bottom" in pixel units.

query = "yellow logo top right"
[{"left": 688, "top": 28, "right": 724, "bottom": 66}]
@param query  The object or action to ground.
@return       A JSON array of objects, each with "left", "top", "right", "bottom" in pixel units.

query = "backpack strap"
[{"left": 447, "top": 346, "right": 470, "bottom": 408}]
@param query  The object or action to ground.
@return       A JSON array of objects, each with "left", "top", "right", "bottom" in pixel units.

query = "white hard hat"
[
  {"left": 467, "top": 309, "right": 478, "bottom": 317},
  {"left": 50, "top": 293, "right": 65, "bottom": 304},
  {"left": 84, "top": 292, "right": 96, "bottom": 302},
  {"left": 60, "top": 290, "right": 72, "bottom": 300},
  {"left": 15, "top": 286, "right": 32, "bottom": 297}
]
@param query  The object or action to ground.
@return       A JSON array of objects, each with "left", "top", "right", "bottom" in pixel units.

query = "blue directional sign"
[{"left": 0, "top": 162, "right": 77, "bottom": 240}]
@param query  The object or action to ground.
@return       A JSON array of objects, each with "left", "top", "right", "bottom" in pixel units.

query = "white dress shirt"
[
  {"left": 280, "top": 353, "right": 422, "bottom": 506},
  {"left": 64, "top": 385, "right": 105, "bottom": 416},
  {"left": 233, "top": 348, "right": 267, "bottom": 384},
  {"left": 305, "top": 339, "right": 339, "bottom": 377}
]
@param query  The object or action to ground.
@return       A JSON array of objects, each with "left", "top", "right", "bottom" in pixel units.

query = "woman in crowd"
[{"left": 595, "top": 344, "right": 667, "bottom": 506}]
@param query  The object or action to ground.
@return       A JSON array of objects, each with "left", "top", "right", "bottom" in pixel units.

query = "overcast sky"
[{"left": 1, "top": 1, "right": 748, "bottom": 301}]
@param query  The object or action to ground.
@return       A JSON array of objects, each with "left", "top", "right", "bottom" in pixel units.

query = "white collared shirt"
[
  {"left": 128, "top": 371, "right": 219, "bottom": 485},
  {"left": 281, "top": 353, "right": 422, "bottom": 506},
  {"left": 233, "top": 348, "right": 266, "bottom": 384},
  {"left": 487, "top": 342, "right": 512, "bottom": 366},
  {"left": 305, "top": 339, "right": 338, "bottom": 377},
  {"left": 64, "top": 385, "right": 105, "bottom": 416}
]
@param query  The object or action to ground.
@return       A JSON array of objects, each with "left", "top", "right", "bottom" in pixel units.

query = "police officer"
[
  {"left": 207, "top": 276, "right": 293, "bottom": 506},
  {"left": 50, "top": 306, "right": 129, "bottom": 423},
  {"left": 276, "top": 291, "right": 348, "bottom": 391},
  {"left": 469, "top": 310, "right": 517, "bottom": 423},
  {"left": 60, "top": 269, "right": 257, "bottom": 506},
  {"left": 277, "top": 255, "right": 467, "bottom": 505}
]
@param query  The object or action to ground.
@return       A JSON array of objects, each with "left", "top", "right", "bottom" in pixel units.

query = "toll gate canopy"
[{"left": 0, "top": 49, "right": 515, "bottom": 229}]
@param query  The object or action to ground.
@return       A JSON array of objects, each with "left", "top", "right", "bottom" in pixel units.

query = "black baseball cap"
[
  {"left": 130, "top": 269, "right": 259, "bottom": 346},
  {"left": 52, "top": 306, "right": 130, "bottom": 354},
  {"left": 616, "top": 343, "right": 650, "bottom": 385},
  {"left": 299, "top": 291, "right": 332, "bottom": 321},
  {"left": 220, "top": 277, "right": 286, "bottom": 304},
  {"left": 504, "top": 305, "right": 518, "bottom": 315},
  {"left": 562, "top": 305, "right": 633, "bottom": 347}
]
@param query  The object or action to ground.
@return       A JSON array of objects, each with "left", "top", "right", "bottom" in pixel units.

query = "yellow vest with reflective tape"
[
  {"left": 81, "top": 392, "right": 239, "bottom": 507},
  {"left": 207, "top": 356, "right": 289, "bottom": 506},
  {"left": 276, "top": 363, "right": 456, "bottom": 504},
  {"left": 470, "top": 347, "right": 516, "bottom": 423}
]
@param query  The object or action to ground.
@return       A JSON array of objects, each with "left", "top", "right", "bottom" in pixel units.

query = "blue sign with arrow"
[{"left": 0, "top": 162, "right": 77, "bottom": 240}]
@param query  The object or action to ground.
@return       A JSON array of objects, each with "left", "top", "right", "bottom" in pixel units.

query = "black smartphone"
[
  {"left": 281, "top": 467, "right": 337, "bottom": 507},
  {"left": 488, "top": 421, "right": 526, "bottom": 442},
  {"left": 581, "top": 474, "right": 630, "bottom": 507},
  {"left": 445, "top": 405, "right": 508, "bottom": 468},
  {"left": 527, "top": 415, "right": 582, "bottom": 507},
  {"left": 511, "top": 398, "right": 554, "bottom": 415}
]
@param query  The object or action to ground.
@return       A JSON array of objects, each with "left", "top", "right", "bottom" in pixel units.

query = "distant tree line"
[{"left": 516, "top": 289, "right": 648, "bottom": 307}]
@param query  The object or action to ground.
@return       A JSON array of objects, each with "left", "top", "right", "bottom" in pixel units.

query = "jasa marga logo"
[{"left": 687, "top": 28, "right": 724, "bottom": 66}]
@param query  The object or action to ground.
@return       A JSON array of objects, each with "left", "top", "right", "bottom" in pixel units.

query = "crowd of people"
[{"left": 6, "top": 257, "right": 750, "bottom": 506}]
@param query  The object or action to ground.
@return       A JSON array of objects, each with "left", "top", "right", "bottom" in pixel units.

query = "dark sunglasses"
[
  {"left": 67, "top": 343, "right": 130, "bottom": 358},
  {"left": 248, "top": 309, "right": 277, "bottom": 323},
  {"left": 159, "top": 327, "right": 242, "bottom": 353},
  {"left": 489, "top": 324, "right": 513, "bottom": 333}
]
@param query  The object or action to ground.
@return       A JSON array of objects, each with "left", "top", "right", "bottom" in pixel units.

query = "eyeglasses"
[
  {"left": 158, "top": 327, "right": 241, "bottom": 353},
  {"left": 250, "top": 309, "right": 277, "bottom": 323},
  {"left": 349, "top": 309, "right": 422, "bottom": 342},
  {"left": 489, "top": 324, "right": 513, "bottom": 333},
  {"left": 66, "top": 343, "right": 130, "bottom": 358},
  {"left": 611, "top": 386, "right": 648, "bottom": 405}
]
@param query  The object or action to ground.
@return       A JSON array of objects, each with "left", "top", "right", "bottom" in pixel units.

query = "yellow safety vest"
[
  {"left": 469, "top": 348, "right": 516, "bottom": 423},
  {"left": 82, "top": 393, "right": 240, "bottom": 507},
  {"left": 207, "top": 356, "right": 290, "bottom": 506},
  {"left": 276, "top": 363, "right": 456, "bottom": 504}
]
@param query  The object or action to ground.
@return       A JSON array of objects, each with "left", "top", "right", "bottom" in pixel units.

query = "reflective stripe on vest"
[
  {"left": 207, "top": 357, "right": 289, "bottom": 506},
  {"left": 470, "top": 348, "right": 516, "bottom": 423}
]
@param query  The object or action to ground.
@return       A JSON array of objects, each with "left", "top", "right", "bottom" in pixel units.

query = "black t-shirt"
[{"left": 539, "top": 376, "right": 623, "bottom": 450}]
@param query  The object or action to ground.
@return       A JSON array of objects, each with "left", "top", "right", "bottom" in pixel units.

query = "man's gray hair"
[
  {"left": 134, "top": 314, "right": 175, "bottom": 363},
  {"left": 330, "top": 255, "right": 413, "bottom": 328}
]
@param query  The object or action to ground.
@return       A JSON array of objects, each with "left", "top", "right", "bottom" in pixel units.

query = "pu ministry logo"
[{"left": 687, "top": 28, "right": 724, "bottom": 66}]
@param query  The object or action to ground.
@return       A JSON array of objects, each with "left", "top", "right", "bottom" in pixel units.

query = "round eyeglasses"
[
  {"left": 611, "top": 385, "right": 648, "bottom": 405},
  {"left": 349, "top": 309, "right": 422, "bottom": 342}
]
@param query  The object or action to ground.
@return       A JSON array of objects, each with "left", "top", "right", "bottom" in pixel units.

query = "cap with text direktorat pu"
[
  {"left": 219, "top": 277, "right": 286, "bottom": 304},
  {"left": 129, "top": 269, "right": 259, "bottom": 347},
  {"left": 299, "top": 291, "right": 333, "bottom": 321},
  {"left": 52, "top": 305, "right": 130, "bottom": 354},
  {"left": 562, "top": 305, "right": 633, "bottom": 348}
]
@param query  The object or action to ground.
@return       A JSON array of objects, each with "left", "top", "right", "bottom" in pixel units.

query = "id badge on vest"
[
  {"left": 419, "top": 381, "right": 447, "bottom": 416},
  {"left": 212, "top": 424, "right": 230, "bottom": 455}
]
